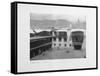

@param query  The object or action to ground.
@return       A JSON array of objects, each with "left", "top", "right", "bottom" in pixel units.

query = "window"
[
  {"left": 59, "top": 37, "right": 62, "bottom": 42},
  {"left": 59, "top": 32, "right": 67, "bottom": 37},
  {"left": 64, "top": 37, "right": 67, "bottom": 42},
  {"left": 59, "top": 44, "right": 61, "bottom": 46},
  {"left": 65, "top": 44, "right": 66, "bottom": 47}
]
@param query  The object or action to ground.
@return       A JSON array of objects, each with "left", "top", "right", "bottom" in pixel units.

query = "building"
[
  {"left": 51, "top": 29, "right": 86, "bottom": 50},
  {"left": 30, "top": 31, "right": 52, "bottom": 59},
  {"left": 51, "top": 29, "right": 68, "bottom": 49}
]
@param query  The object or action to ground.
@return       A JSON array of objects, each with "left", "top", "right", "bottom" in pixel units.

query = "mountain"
[{"left": 30, "top": 19, "right": 71, "bottom": 30}]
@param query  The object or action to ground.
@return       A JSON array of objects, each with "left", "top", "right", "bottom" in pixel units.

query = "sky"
[
  {"left": 30, "top": 13, "right": 86, "bottom": 32},
  {"left": 30, "top": 13, "right": 86, "bottom": 22}
]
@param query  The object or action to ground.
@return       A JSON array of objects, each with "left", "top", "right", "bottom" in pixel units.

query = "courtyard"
[{"left": 31, "top": 47, "right": 86, "bottom": 60}]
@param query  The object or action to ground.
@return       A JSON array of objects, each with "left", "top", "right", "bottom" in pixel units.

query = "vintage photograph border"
[{"left": 11, "top": 1, "right": 98, "bottom": 74}]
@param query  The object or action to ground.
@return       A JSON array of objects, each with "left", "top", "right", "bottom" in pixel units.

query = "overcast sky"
[{"left": 30, "top": 13, "right": 86, "bottom": 22}]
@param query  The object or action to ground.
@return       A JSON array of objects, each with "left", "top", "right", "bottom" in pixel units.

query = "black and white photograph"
[
  {"left": 30, "top": 13, "right": 86, "bottom": 60},
  {"left": 11, "top": 2, "right": 97, "bottom": 74}
]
